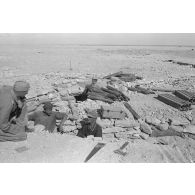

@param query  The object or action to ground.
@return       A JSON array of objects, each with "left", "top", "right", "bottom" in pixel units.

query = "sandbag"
[
  {"left": 183, "top": 125, "right": 195, "bottom": 134},
  {"left": 151, "top": 126, "right": 184, "bottom": 138},
  {"left": 107, "top": 86, "right": 130, "bottom": 101},
  {"left": 140, "top": 121, "right": 152, "bottom": 135},
  {"left": 115, "top": 119, "right": 139, "bottom": 128},
  {"left": 100, "top": 105, "right": 127, "bottom": 119},
  {"left": 88, "top": 94, "right": 114, "bottom": 103},
  {"left": 103, "top": 127, "right": 126, "bottom": 134}
]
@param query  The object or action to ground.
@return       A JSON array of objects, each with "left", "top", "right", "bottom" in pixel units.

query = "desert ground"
[{"left": 0, "top": 44, "right": 195, "bottom": 163}]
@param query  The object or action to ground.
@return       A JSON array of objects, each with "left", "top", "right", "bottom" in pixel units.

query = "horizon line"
[{"left": 0, "top": 43, "right": 194, "bottom": 47}]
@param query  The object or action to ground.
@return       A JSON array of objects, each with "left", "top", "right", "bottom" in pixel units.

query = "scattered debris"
[
  {"left": 84, "top": 142, "right": 106, "bottom": 162},
  {"left": 157, "top": 93, "right": 191, "bottom": 111},
  {"left": 103, "top": 71, "right": 142, "bottom": 82},
  {"left": 151, "top": 125, "right": 184, "bottom": 138},
  {"left": 123, "top": 102, "right": 141, "bottom": 120},
  {"left": 174, "top": 90, "right": 195, "bottom": 103},
  {"left": 139, "top": 132, "right": 149, "bottom": 140},
  {"left": 140, "top": 120, "right": 153, "bottom": 135},
  {"left": 191, "top": 109, "right": 195, "bottom": 125},
  {"left": 128, "top": 85, "right": 155, "bottom": 95},
  {"left": 145, "top": 116, "right": 161, "bottom": 126},
  {"left": 183, "top": 125, "right": 195, "bottom": 134},
  {"left": 165, "top": 60, "right": 195, "bottom": 68},
  {"left": 103, "top": 127, "right": 127, "bottom": 134},
  {"left": 152, "top": 138, "right": 169, "bottom": 145},
  {"left": 147, "top": 87, "right": 175, "bottom": 93},
  {"left": 100, "top": 105, "right": 127, "bottom": 119},
  {"left": 15, "top": 146, "right": 29, "bottom": 153},
  {"left": 114, "top": 141, "right": 129, "bottom": 156}
]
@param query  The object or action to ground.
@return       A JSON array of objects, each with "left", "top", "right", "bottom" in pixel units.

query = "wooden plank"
[{"left": 103, "top": 71, "right": 123, "bottom": 79}]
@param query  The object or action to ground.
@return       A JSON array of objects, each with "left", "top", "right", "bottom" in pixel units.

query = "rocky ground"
[{"left": 0, "top": 45, "right": 195, "bottom": 163}]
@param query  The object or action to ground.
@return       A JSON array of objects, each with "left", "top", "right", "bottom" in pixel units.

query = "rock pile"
[{"left": 3, "top": 69, "right": 195, "bottom": 143}]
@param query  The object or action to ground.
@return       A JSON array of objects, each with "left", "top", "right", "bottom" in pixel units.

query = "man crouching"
[
  {"left": 0, "top": 81, "right": 30, "bottom": 142},
  {"left": 28, "top": 102, "right": 68, "bottom": 133}
]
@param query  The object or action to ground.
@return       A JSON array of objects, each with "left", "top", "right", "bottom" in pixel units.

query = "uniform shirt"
[
  {"left": 0, "top": 85, "right": 27, "bottom": 142},
  {"left": 82, "top": 84, "right": 102, "bottom": 96},
  {"left": 0, "top": 86, "right": 19, "bottom": 131},
  {"left": 28, "top": 111, "right": 67, "bottom": 132},
  {"left": 77, "top": 118, "right": 102, "bottom": 138}
]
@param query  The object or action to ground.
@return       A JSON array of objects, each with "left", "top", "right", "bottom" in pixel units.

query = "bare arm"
[
  {"left": 59, "top": 115, "right": 68, "bottom": 132},
  {"left": 81, "top": 85, "right": 91, "bottom": 96},
  {"left": 95, "top": 117, "right": 105, "bottom": 128},
  {"left": 55, "top": 112, "right": 68, "bottom": 132}
]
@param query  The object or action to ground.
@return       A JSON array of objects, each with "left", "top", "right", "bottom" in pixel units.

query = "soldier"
[
  {"left": 75, "top": 77, "right": 100, "bottom": 101},
  {"left": 0, "top": 81, "right": 30, "bottom": 142},
  {"left": 28, "top": 102, "right": 68, "bottom": 133},
  {"left": 82, "top": 77, "right": 99, "bottom": 95},
  {"left": 77, "top": 110, "right": 102, "bottom": 138}
]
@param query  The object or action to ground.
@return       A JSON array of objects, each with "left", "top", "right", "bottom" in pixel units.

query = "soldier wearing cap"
[
  {"left": 77, "top": 76, "right": 99, "bottom": 101},
  {"left": 84, "top": 76, "right": 98, "bottom": 93},
  {"left": 0, "top": 80, "right": 30, "bottom": 142}
]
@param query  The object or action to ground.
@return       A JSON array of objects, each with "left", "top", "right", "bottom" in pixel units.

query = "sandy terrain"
[{"left": 0, "top": 44, "right": 195, "bottom": 163}]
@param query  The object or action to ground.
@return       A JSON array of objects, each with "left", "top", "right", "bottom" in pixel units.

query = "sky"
[{"left": 0, "top": 33, "right": 195, "bottom": 46}]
